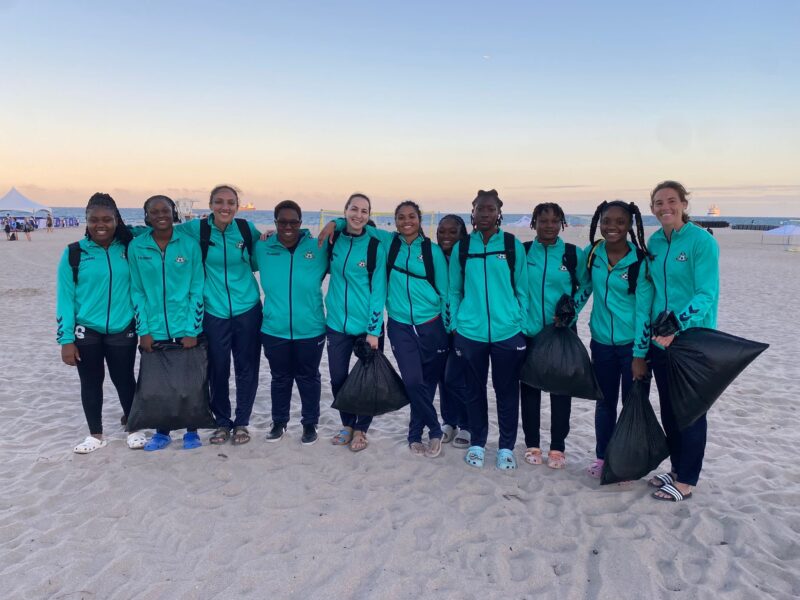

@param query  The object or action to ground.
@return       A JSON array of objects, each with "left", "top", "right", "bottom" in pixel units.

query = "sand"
[{"left": 0, "top": 226, "right": 798, "bottom": 600}]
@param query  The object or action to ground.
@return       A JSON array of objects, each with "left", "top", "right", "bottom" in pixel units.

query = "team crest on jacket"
[
  {"left": 621, "top": 272, "right": 629, "bottom": 280},
  {"left": 358, "top": 260, "right": 366, "bottom": 268},
  {"left": 676, "top": 252, "right": 688, "bottom": 262},
  {"left": 559, "top": 265, "right": 568, "bottom": 271},
  {"left": 418, "top": 254, "right": 424, "bottom": 261},
  {"left": 236, "top": 241, "right": 245, "bottom": 249},
  {"left": 305, "top": 251, "right": 314, "bottom": 260},
  {"left": 497, "top": 254, "right": 507, "bottom": 260},
  {"left": 175, "top": 256, "right": 186, "bottom": 263}
]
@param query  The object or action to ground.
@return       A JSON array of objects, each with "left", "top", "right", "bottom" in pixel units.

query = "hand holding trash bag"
[
  {"left": 601, "top": 379, "right": 669, "bottom": 485},
  {"left": 332, "top": 339, "right": 409, "bottom": 416},
  {"left": 127, "top": 342, "right": 215, "bottom": 431},
  {"left": 520, "top": 294, "right": 604, "bottom": 400},
  {"left": 652, "top": 312, "right": 769, "bottom": 430}
]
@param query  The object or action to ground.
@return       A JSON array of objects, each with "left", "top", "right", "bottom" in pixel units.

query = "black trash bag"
[
  {"left": 332, "top": 339, "right": 409, "bottom": 416},
  {"left": 652, "top": 310, "right": 680, "bottom": 337},
  {"left": 520, "top": 321, "right": 604, "bottom": 401},
  {"left": 554, "top": 293, "right": 576, "bottom": 327},
  {"left": 601, "top": 379, "right": 669, "bottom": 485},
  {"left": 664, "top": 326, "right": 769, "bottom": 430},
  {"left": 127, "top": 342, "right": 215, "bottom": 431}
]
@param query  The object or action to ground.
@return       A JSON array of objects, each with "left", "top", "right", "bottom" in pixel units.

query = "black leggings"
[{"left": 74, "top": 324, "right": 137, "bottom": 434}]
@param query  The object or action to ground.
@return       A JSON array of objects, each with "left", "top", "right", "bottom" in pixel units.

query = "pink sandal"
[
  {"left": 524, "top": 447, "right": 542, "bottom": 465},
  {"left": 587, "top": 459, "right": 604, "bottom": 478},
  {"left": 547, "top": 450, "right": 566, "bottom": 469}
]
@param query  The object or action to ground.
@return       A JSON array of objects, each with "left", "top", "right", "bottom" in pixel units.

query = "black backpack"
[
  {"left": 68, "top": 239, "right": 131, "bottom": 284},
  {"left": 458, "top": 231, "right": 519, "bottom": 290},
  {"left": 586, "top": 241, "right": 647, "bottom": 294},
  {"left": 522, "top": 240, "right": 579, "bottom": 295},
  {"left": 386, "top": 235, "right": 438, "bottom": 294},
  {"left": 327, "top": 230, "right": 380, "bottom": 290},
  {"left": 199, "top": 218, "right": 254, "bottom": 269}
]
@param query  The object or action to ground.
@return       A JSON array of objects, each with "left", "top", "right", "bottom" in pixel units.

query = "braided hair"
[
  {"left": 588, "top": 200, "right": 648, "bottom": 256},
  {"left": 438, "top": 214, "right": 468, "bottom": 244},
  {"left": 530, "top": 202, "right": 567, "bottom": 230},
  {"left": 143, "top": 195, "right": 181, "bottom": 226},
  {"left": 470, "top": 189, "right": 503, "bottom": 229},
  {"left": 395, "top": 200, "right": 423, "bottom": 236},
  {"left": 84, "top": 193, "right": 133, "bottom": 247}
]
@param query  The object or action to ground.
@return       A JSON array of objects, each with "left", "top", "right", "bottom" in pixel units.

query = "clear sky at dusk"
[{"left": 1, "top": 0, "right": 798, "bottom": 215}]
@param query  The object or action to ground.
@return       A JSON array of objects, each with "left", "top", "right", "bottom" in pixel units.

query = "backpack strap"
[
  {"left": 420, "top": 237, "right": 437, "bottom": 293},
  {"left": 523, "top": 240, "right": 533, "bottom": 252},
  {"left": 235, "top": 218, "right": 253, "bottom": 260},
  {"left": 586, "top": 240, "right": 603, "bottom": 272},
  {"left": 67, "top": 242, "right": 83, "bottom": 284},
  {"left": 562, "top": 243, "right": 579, "bottom": 295},
  {"left": 386, "top": 235, "right": 402, "bottom": 283},
  {"left": 199, "top": 219, "right": 213, "bottom": 267},
  {"left": 625, "top": 248, "right": 647, "bottom": 295},
  {"left": 503, "top": 231, "right": 517, "bottom": 291},
  {"left": 366, "top": 237, "right": 379, "bottom": 290},
  {"left": 458, "top": 236, "right": 469, "bottom": 280}
]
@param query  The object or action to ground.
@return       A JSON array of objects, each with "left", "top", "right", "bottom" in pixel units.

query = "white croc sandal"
[
  {"left": 74, "top": 436, "right": 108, "bottom": 454},
  {"left": 126, "top": 431, "right": 147, "bottom": 450}
]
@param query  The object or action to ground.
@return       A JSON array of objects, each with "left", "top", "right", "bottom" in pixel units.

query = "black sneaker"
[
  {"left": 265, "top": 422, "right": 287, "bottom": 443},
  {"left": 301, "top": 424, "right": 318, "bottom": 446}
]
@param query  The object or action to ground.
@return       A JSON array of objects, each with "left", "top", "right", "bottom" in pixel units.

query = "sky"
[{"left": 1, "top": 0, "right": 799, "bottom": 215}]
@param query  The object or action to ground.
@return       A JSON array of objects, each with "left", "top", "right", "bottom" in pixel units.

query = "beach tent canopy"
[
  {"left": 761, "top": 221, "right": 800, "bottom": 247},
  {"left": 0, "top": 187, "right": 52, "bottom": 215}
]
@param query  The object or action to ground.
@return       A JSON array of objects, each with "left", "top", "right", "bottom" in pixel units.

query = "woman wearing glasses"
[{"left": 255, "top": 201, "right": 329, "bottom": 445}]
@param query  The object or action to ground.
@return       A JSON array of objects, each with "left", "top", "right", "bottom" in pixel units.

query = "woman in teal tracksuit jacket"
[
  {"left": 646, "top": 181, "right": 719, "bottom": 502},
  {"left": 521, "top": 203, "right": 591, "bottom": 470},
  {"left": 324, "top": 194, "right": 388, "bottom": 453},
  {"left": 56, "top": 193, "right": 138, "bottom": 454},
  {"left": 449, "top": 189, "right": 529, "bottom": 470},
  {"left": 256, "top": 200, "right": 329, "bottom": 446},
  {"left": 128, "top": 195, "right": 205, "bottom": 451},
  {"left": 176, "top": 185, "right": 262, "bottom": 446},
  {"left": 578, "top": 200, "right": 654, "bottom": 479}
]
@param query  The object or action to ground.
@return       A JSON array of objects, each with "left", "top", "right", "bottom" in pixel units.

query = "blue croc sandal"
[
  {"left": 183, "top": 431, "right": 202, "bottom": 450},
  {"left": 496, "top": 449, "right": 517, "bottom": 470},
  {"left": 144, "top": 432, "right": 172, "bottom": 451},
  {"left": 464, "top": 446, "right": 485, "bottom": 468}
]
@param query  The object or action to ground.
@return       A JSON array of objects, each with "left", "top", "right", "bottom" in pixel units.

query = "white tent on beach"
[
  {"left": 762, "top": 221, "right": 800, "bottom": 249},
  {"left": 0, "top": 187, "right": 52, "bottom": 215}
]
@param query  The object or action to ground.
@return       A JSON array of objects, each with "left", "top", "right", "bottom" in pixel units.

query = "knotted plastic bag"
[
  {"left": 601, "top": 379, "right": 669, "bottom": 484},
  {"left": 332, "top": 339, "right": 409, "bottom": 416}
]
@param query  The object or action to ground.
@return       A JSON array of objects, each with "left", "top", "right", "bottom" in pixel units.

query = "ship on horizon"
[{"left": 707, "top": 204, "right": 721, "bottom": 216}]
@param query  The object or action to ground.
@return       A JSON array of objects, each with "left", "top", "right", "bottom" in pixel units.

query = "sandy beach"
[{"left": 0, "top": 225, "right": 798, "bottom": 600}]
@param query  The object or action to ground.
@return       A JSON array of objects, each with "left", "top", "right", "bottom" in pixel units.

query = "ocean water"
[{"left": 46, "top": 207, "right": 796, "bottom": 230}]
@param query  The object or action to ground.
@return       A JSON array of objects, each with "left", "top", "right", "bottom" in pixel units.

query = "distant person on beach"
[
  {"left": 579, "top": 201, "right": 653, "bottom": 479},
  {"left": 645, "top": 180, "right": 720, "bottom": 502},
  {"left": 436, "top": 214, "right": 470, "bottom": 448},
  {"left": 520, "top": 203, "right": 590, "bottom": 470},
  {"left": 321, "top": 193, "right": 387, "bottom": 452},
  {"left": 128, "top": 195, "right": 205, "bottom": 451},
  {"left": 23, "top": 218, "right": 33, "bottom": 241},
  {"left": 56, "top": 193, "right": 140, "bottom": 453},
  {"left": 46, "top": 214, "right": 53, "bottom": 233},
  {"left": 3, "top": 217, "right": 9, "bottom": 240},
  {"left": 175, "top": 185, "right": 262, "bottom": 446},
  {"left": 255, "top": 200, "right": 328, "bottom": 446},
  {"left": 449, "top": 190, "right": 529, "bottom": 470}
]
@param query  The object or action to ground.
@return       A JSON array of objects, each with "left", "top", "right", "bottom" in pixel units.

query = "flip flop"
[
  {"left": 425, "top": 437, "right": 443, "bottom": 459},
  {"left": 464, "top": 446, "right": 485, "bottom": 468},
  {"left": 441, "top": 425, "right": 455, "bottom": 444},
  {"left": 331, "top": 428, "right": 353, "bottom": 446},
  {"left": 73, "top": 436, "right": 108, "bottom": 454},
  {"left": 409, "top": 442, "right": 427, "bottom": 456},
  {"left": 349, "top": 431, "right": 368, "bottom": 452},
  {"left": 209, "top": 427, "right": 231, "bottom": 445},
  {"left": 652, "top": 483, "right": 693, "bottom": 502},
  {"left": 649, "top": 472, "right": 676, "bottom": 488},
  {"left": 496, "top": 449, "right": 517, "bottom": 470},
  {"left": 231, "top": 426, "right": 251, "bottom": 445},
  {"left": 126, "top": 431, "right": 147, "bottom": 450}
]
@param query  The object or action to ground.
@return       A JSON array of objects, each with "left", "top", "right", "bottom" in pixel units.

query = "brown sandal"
[
  {"left": 349, "top": 431, "right": 368, "bottom": 452},
  {"left": 210, "top": 427, "right": 231, "bottom": 445},
  {"left": 231, "top": 426, "right": 251, "bottom": 445}
]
